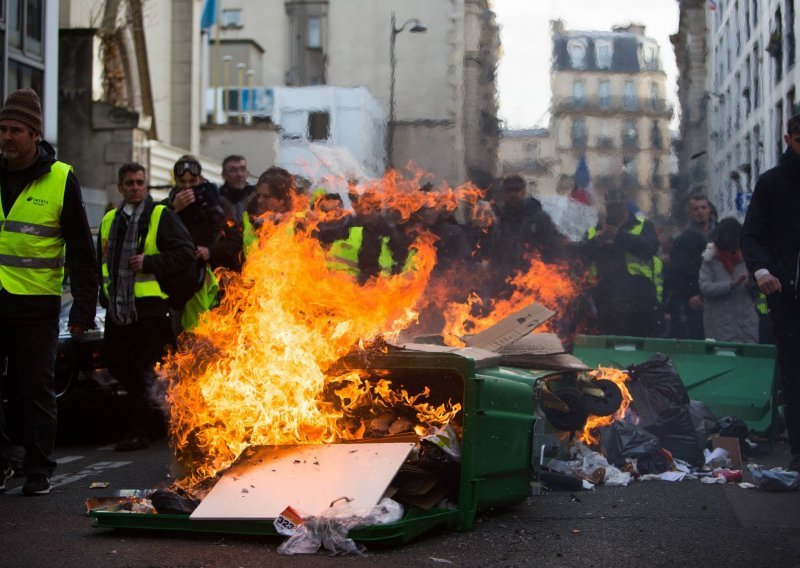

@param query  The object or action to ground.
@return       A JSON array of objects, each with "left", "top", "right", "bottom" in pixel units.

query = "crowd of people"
[{"left": 0, "top": 85, "right": 798, "bottom": 496}]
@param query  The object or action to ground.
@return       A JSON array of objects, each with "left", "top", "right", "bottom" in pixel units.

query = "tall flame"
[{"left": 160, "top": 214, "right": 439, "bottom": 486}]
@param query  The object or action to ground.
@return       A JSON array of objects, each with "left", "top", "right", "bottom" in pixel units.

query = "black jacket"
[
  {"left": 98, "top": 197, "right": 196, "bottom": 320},
  {"left": 584, "top": 213, "right": 661, "bottom": 314},
  {"left": 0, "top": 141, "right": 97, "bottom": 328},
  {"left": 165, "top": 180, "right": 243, "bottom": 271},
  {"left": 742, "top": 148, "right": 800, "bottom": 297}
]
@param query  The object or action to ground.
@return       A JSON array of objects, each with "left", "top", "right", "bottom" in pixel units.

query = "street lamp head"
[
  {"left": 409, "top": 21, "right": 427, "bottom": 33},
  {"left": 393, "top": 16, "right": 428, "bottom": 35}
]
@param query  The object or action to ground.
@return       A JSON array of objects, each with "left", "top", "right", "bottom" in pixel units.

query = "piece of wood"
[{"left": 190, "top": 442, "right": 415, "bottom": 520}]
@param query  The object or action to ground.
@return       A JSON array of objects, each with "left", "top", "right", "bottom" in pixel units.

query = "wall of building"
[
  {"left": 200, "top": 123, "right": 279, "bottom": 178},
  {"left": 499, "top": 129, "right": 558, "bottom": 197},
  {"left": 705, "top": 0, "right": 800, "bottom": 217}
]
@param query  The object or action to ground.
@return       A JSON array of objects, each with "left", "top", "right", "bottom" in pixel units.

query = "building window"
[
  {"left": 571, "top": 118, "right": 587, "bottom": 148},
  {"left": 307, "top": 16, "right": 321, "bottom": 49},
  {"left": 308, "top": 111, "right": 330, "bottom": 141},
  {"left": 641, "top": 42, "right": 658, "bottom": 70},
  {"left": 572, "top": 80, "right": 585, "bottom": 108},
  {"left": 598, "top": 80, "right": 611, "bottom": 108},
  {"left": 7, "top": 59, "right": 43, "bottom": 95},
  {"left": 622, "top": 119, "right": 638, "bottom": 148},
  {"left": 649, "top": 82, "right": 660, "bottom": 110},
  {"left": 567, "top": 38, "right": 587, "bottom": 69},
  {"left": 595, "top": 38, "right": 613, "bottom": 69},
  {"left": 623, "top": 80, "right": 637, "bottom": 110},
  {"left": 524, "top": 142, "right": 539, "bottom": 157},
  {"left": 651, "top": 157, "right": 662, "bottom": 188},
  {"left": 221, "top": 9, "right": 243, "bottom": 28},
  {"left": 24, "top": 0, "right": 43, "bottom": 57},
  {"left": 651, "top": 120, "right": 662, "bottom": 149}
]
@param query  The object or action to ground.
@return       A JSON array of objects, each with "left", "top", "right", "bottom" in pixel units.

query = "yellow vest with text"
[
  {"left": 99, "top": 205, "right": 168, "bottom": 300},
  {"left": 0, "top": 161, "right": 71, "bottom": 295}
]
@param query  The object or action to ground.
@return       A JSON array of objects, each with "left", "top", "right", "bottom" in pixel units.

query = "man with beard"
[{"left": 0, "top": 89, "right": 97, "bottom": 495}]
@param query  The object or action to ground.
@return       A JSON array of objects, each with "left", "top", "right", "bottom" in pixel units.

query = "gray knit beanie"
[{"left": 0, "top": 88, "right": 42, "bottom": 133}]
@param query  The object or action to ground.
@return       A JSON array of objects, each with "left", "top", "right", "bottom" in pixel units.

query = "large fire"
[{"left": 159, "top": 169, "right": 586, "bottom": 487}]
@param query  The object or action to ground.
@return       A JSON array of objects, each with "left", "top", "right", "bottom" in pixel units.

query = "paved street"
[{"left": 2, "top": 410, "right": 800, "bottom": 568}]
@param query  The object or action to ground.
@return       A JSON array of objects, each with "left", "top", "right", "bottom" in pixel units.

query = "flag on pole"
[
  {"left": 201, "top": 0, "right": 217, "bottom": 31},
  {"left": 708, "top": 0, "right": 717, "bottom": 11},
  {"left": 570, "top": 156, "right": 595, "bottom": 205}
]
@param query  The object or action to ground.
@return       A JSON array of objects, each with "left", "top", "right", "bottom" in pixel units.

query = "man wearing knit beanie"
[{"left": 0, "top": 89, "right": 98, "bottom": 496}]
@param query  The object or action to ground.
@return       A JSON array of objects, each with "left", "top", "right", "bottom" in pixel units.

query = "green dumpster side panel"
[
  {"left": 90, "top": 351, "right": 538, "bottom": 544},
  {"left": 572, "top": 335, "right": 778, "bottom": 436}
]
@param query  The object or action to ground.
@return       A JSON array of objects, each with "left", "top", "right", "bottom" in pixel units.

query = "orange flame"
[
  {"left": 578, "top": 366, "right": 633, "bottom": 446},
  {"left": 441, "top": 255, "right": 580, "bottom": 346}
]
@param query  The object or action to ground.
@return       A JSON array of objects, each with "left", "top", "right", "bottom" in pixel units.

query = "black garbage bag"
[
  {"left": 149, "top": 489, "right": 201, "bottom": 515},
  {"left": 718, "top": 415, "right": 751, "bottom": 456},
  {"left": 625, "top": 354, "right": 705, "bottom": 466},
  {"left": 689, "top": 399, "right": 720, "bottom": 448},
  {"left": 600, "top": 420, "right": 672, "bottom": 474}
]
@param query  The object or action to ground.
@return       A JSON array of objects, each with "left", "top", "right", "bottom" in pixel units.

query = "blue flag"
[{"left": 201, "top": 0, "right": 216, "bottom": 31}]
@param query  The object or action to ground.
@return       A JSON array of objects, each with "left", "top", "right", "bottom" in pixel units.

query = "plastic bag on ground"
[
  {"left": 570, "top": 440, "right": 632, "bottom": 486},
  {"left": 748, "top": 465, "right": 800, "bottom": 492},
  {"left": 626, "top": 354, "right": 705, "bottom": 466},
  {"left": 689, "top": 399, "right": 720, "bottom": 448},
  {"left": 277, "top": 498, "right": 404, "bottom": 555}
]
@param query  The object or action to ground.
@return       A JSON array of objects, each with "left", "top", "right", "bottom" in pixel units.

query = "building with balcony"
[
  {"left": 498, "top": 128, "right": 558, "bottom": 197},
  {"left": 549, "top": 20, "right": 674, "bottom": 217},
  {"left": 703, "top": 0, "right": 800, "bottom": 217}
]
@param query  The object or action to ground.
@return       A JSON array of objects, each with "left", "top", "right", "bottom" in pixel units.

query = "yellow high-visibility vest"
[
  {"left": 99, "top": 205, "right": 168, "bottom": 300},
  {"left": 0, "top": 161, "right": 71, "bottom": 295}
]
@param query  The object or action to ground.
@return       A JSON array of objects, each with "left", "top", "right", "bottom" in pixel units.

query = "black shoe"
[
  {"left": 0, "top": 465, "right": 13, "bottom": 491},
  {"left": 22, "top": 474, "right": 51, "bottom": 496},
  {"left": 788, "top": 456, "right": 800, "bottom": 473},
  {"left": 114, "top": 437, "right": 149, "bottom": 452}
]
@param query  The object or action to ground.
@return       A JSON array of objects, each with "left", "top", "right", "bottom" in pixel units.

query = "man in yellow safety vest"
[
  {"left": 99, "top": 163, "right": 195, "bottom": 452},
  {"left": 0, "top": 89, "right": 97, "bottom": 495}
]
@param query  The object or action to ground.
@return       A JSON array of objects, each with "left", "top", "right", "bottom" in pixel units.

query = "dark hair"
[
  {"left": 502, "top": 174, "right": 526, "bottom": 192},
  {"left": 712, "top": 217, "right": 742, "bottom": 253},
  {"left": 256, "top": 166, "right": 294, "bottom": 200},
  {"left": 222, "top": 154, "right": 247, "bottom": 169},
  {"left": 118, "top": 162, "right": 146, "bottom": 185},
  {"left": 787, "top": 113, "right": 800, "bottom": 134}
]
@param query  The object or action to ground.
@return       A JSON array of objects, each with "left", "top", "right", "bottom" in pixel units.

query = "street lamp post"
[{"left": 387, "top": 12, "right": 427, "bottom": 170}]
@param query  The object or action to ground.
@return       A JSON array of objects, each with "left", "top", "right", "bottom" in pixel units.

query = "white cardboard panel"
[{"left": 190, "top": 442, "right": 415, "bottom": 520}]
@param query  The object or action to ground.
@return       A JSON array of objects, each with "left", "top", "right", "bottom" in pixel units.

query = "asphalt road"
[{"left": 2, "top": 416, "right": 800, "bottom": 568}]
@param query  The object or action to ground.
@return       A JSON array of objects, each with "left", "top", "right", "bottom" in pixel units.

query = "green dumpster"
[
  {"left": 91, "top": 351, "right": 541, "bottom": 545},
  {"left": 572, "top": 335, "right": 779, "bottom": 438}
]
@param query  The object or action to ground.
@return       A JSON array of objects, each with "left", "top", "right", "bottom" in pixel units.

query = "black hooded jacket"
[
  {"left": 0, "top": 141, "right": 97, "bottom": 327},
  {"left": 741, "top": 148, "right": 800, "bottom": 297}
]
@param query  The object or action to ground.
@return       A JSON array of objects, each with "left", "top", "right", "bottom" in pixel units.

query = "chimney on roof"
[
  {"left": 550, "top": 19, "right": 565, "bottom": 35},
  {"left": 612, "top": 23, "right": 646, "bottom": 36}
]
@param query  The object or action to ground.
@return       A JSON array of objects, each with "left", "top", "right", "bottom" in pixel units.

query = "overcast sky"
[{"left": 492, "top": 0, "right": 681, "bottom": 130}]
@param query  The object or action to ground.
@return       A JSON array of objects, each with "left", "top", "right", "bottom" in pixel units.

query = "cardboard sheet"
[
  {"left": 190, "top": 442, "right": 415, "bottom": 520},
  {"left": 463, "top": 302, "right": 555, "bottom": 351},
  {"left": 497, "top": 332, "right": 566, "bottom": 356}
]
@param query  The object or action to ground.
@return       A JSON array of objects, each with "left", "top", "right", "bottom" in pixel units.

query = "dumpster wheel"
[
  {"left": 583, "top": 379, "right": 623, "bottom": 417},
  {"left": 543, "top": 387, "right": 589, "bottom": 432}
]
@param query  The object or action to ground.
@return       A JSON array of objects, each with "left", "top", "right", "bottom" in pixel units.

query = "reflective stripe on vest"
[
  {"left": 624, "top": 214, "right": 663, "bottom": 301},
  {"left": 327, "top": 226, "right": 362, "bottom": 275},
  {"left": 587, "top": 215, "right": 663, "bottom": 301},
  {"left": 242, "top": 212, "right": 257, "bottom": 253},
  {"left": 327, "top": 226, "right": 395, "bottom": 276},
  {"left": 755, "top": 292, "right": 768, "bottom": 315},
  {"left": 0, "top": 161, "right": 70, "bottom": 295},
  {"left": 100, "top": 205, "right": 168, "bottom": 300}
]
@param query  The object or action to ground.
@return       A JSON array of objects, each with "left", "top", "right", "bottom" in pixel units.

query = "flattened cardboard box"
[{"left": 463, "top": 303, "right": 555, "bottom": 352}]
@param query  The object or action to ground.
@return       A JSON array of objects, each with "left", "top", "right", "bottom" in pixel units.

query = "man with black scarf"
[
  {"left": 742, "top": 113, "right": 800, "bottom": 472},
  {"left": 99, "top": 163, "right": 195, "bottom": 452},
  {"left": 0, "top": 89, "right": 97, "bottom": 495}
]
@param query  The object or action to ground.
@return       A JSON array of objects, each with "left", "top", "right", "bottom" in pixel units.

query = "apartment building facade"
[
  {"left": 549, "top": 20, "right": 674, "bottom": 217},
  {"left": 703, "top": 0, "right": 800, "bottom": 217}
]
